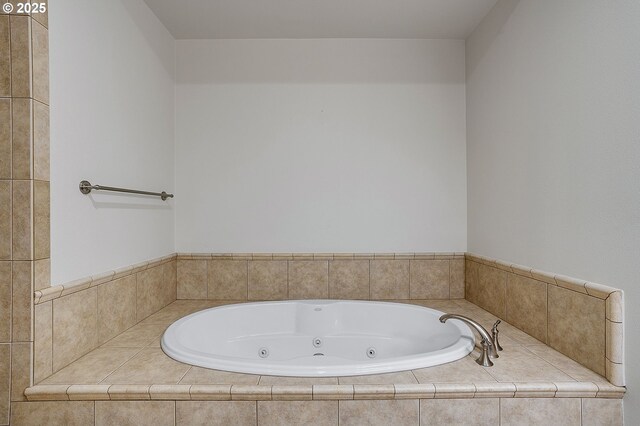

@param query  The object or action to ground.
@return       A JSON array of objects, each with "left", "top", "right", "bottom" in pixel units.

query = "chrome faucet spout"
[{"left": 439, "top": 313, "right": 498, "bottom": 367}]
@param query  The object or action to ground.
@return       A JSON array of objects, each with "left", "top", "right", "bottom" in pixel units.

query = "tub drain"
[
  {"left": 366, "top": 347, "right": 377, "bottom": 359},
  {"left": 312, "top": 337, "right": 323, "bottom": 348},
  {"left": 258, "top": 348, "right": 269, "bottom": 358}
]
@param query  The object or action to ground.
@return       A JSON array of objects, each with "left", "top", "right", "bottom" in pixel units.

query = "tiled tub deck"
[{"left": 19, "top": 299, "right": 624, "bottom": 425}]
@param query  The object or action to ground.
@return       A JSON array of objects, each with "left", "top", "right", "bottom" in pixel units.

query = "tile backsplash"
[
  {"left": 465, "top": 253, "right": 623, "bottom": 387},
  {"left": 176, "top": 253, "right": 465, "bottom": 301}
]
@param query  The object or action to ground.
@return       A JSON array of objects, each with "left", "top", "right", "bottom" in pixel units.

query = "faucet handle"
[{"left": 492, "top": 320, "right": 503, "bottom": 352}]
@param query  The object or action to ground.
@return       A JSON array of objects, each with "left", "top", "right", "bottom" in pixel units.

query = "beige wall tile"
[
  {"left": 505, "top": 273, "right": 547, "bottom": 343},
  {"left": 412, "top": 356, "right": 496, "bottom": 383},
  {"left": 449, "top": 258, "right": 465, "bottom": 298},
  {"left": 259, "top": 401, "right": 337, "bottom": 426},
  {"left": 34, "top": 300, "right": 52, "bottom": 383},
  {"left": 0, "top": 344, "right": 9, "bottom": 425},
  {"left": 370, "top": 260, "right": 410, "bottom": 299},
  {"left": 33, "top": 180, "right": 49, "bottom": 259},
  {"left": 410, "top": 260, "right": 450, "bottom": 299},
  {"left": 0, "top": 100, "right": 10, "bottom": 179},
  {"left": 9, "top": 16, "right": 31, "bottom": 98},
  {"left": 10, "top": 342, "right": 32, "bottom": 401},
  {"left": 465, "top": 260, "right": 480, "bottom": 305},
  {"left": 582, "top": 398, "right": 623, "bottom": 426},
  {"left": 0, "top": 16, "right": 9, "bottom": 97},
  {"left": 179, "top": 367, "right": 259, "bottom": 385},
  {"left": 420, "top": 398, "right": 499, "bottom": 426},
  {"left": 11, "top": 260, "right": 32, "bottom": 342},
  {"left": 208, "top": 260, "right": 247, "bottom": 300},
  {"left": 500, "top": 398, "right": 581, "bottom": 426},
  {"left": 339, "top": 399, "right": 419, "bottom": 426},
  {"left": 259, "top": 376, "right": 338, "bottom": 385},
  {"left": 339, "top": 371, "right": 417, "bottom": 385},
  {"left": 476, "top": 264, "right": 506, "bottom": 318},
  {"left": 177, "top": 260, "right": 207, "bottom": 299},
  {"left": 31, "top": 20, "right": 48, "bottom": 104},
  {"left": 329, "top": 260, "right": 369, "bottom": 299},
  {"left": 102, "top": 348, "right": 190, "bottom": 385},
  {"left": 12, "top": 180, "right": 32, "bottom": 260},
  {"left": 248, "top": 260, "right": 287, "bottom": 300},
  {"left": 43, "top": 347, "right": 139, "bottom": 385},
  {"left": 101, "top": 322, "right": 167, "bottom": 348},
  {"left": 288, "top": 260, "right": 328, "bottom": 299},
  {"left": 137, "top": 263, "right": 174, "bottom": 322},
  {"left": 164, "top": 260, "right": 177, "bottom": 303},
  {"left": 548, "top": 285, "right": 606, "bottom": 376},
  {"left": 176, "top": 401, "right": 256, "bottom": 425},
  {"left": 525, "top": 345, "right": 607, "bottom": 383},
  {"left": 0, "top": 262, "right": 10, "bottom": 342},
  {"left": 32, "top": 101, "right": 49, "bottom": 181},
  {"left": 10, "top": 401, "right": 94, "bottom": 426},
  {"left": 31, "top": 0, "right": 48, "bottom": 28},
  {"left": 34, "top": 257, "right": 50, "bottom": 290},
  {"left": 11, "top": 97, "right": 31, "bottom": 180},
  {"left": 0, "top": 181, "right": 10, "bottom": 260},
  {"left": 96, "top": 401, "right": 175, "bottom": 426},
  {"left": 483, "top": 345, "right": 573, "bottom": 382},
  {"left": 52, "top": 287, "right": 98, "bottom": 371},
  {"left": 97, "top": 275, "right": 137, "bottom": 344}
]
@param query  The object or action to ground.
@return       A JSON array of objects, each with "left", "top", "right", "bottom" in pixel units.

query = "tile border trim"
[{"left": 23, "top": 380, "right": 624, "bottom": 402}]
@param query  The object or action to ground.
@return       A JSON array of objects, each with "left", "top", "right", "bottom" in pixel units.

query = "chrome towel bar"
[{"left": 79, "top": 180, "right": 174, "bottom": 201}]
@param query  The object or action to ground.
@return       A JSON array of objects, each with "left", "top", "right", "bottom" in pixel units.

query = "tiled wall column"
[{"left": 0, "top": 3, "right": 50, "bottom": 425}]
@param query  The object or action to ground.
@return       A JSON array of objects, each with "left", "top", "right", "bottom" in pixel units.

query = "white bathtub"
[{"left": 161, "top": 300, "right": 475, "bottom": 377}]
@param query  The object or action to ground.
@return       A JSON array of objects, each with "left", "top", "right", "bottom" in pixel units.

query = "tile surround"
[
  {"left": 465, "top": 253, "right": 623, "bottom": 386},
  {"left": 179, "top": 253, "right": 466, "bottom": 302}
]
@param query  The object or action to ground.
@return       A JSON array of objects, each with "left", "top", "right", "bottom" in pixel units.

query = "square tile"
[
  {"left": 259, "top": 401, "right": 337, "bottom": 426},
  {"left": 288, "top": 260, "right": 328, "bottom": 299},
  {"left": 43, "top": 347, "right": 140, "bottom": 384},
  {"left": 52, "top": 287, "right": 98, "bottom": 371},
  {"left": 11, "top": 342, "right": 32, "bottom": 401},
  {"left": 0, "top": 16, "right": 9, "bottom": 97},
  {"left": 329, "top": 260, "right": 369, "bottom": 299},
  {"left": 176, "top": 401, "right": 256, "bottom": 425},
  {"left": 11, "top": 260, "right": 32, "bottom": 342},
  {"left": 0, "top": 262, "right": 10, "bottom": 342},
  {"left": 370, "top": 260, "right": 409, "bottom": 299},
  {"left": 476, "top": 264, "right": 506, "bottom": 318},
  {"left": 0, "top": 344, "right": 9, "bottom": 425},
  {"left": 31, "top": 19, "right": 48, "bottom": 104},
  {"left": 12, "top": 180, "right": 32, "bottom": 260},
  {"left": 410, "top": 260, "right": 450, "bottom": 299},
  {"left": 208, "top": 260, "right": 247, "bottom": 300},
  {"left": 339, "top": 399, "right": 419, "bottom": 426},
  {"left": 33, "top": 100, "right": 49, "bottom": 181},
  {"left": 11, "top": 401, "right": 94, "bottom": 426},
  {"left": 96, "top": 401, "right": 175, "bottom": 426},
  {"left": 581, "top": 399, "right": 623, "bottom": 426},
  {"left": 420, "top": 398, "right": 499, "bottom": 426},
  {"left": 177, "top": 260, "right": 207, "bottom": 299},
  {"left": 97, "top": 275, "right": 137, "bottom": 344},
  {"left": 0, "top": 99, "right": 10, "bottom": 179},
  {"left": 33, "top": 180, "right": 49, "bottom": 259},
  {"left": 248, "top": 261, "right": 287, "bottom": 300},
  {"left": 101, "top": 348, "right": 190, "bottom": 385},
  {"left": 179, "top": 367, "right": 259, "bottom": 385},
  {"left": 0, "top": 182, "right": 9, "bottom": 263},
  {"left": 505, "top": 274, "right": 547, "bottom": 343},
  {"left": 11, "top": 96, "right": 31, "bottom": 180},
  {"left": 101, "top": 322, "right": 167, "bottom": 348},
  {"left": 500, "top": 398, "right": 580, "bottom": 426},
  {"left": 34, "top": 300, "right": 52, "bottom": 383},
  {"left": 548, "top": 285, "right": 605, "bottom": 376},
  {"left": 9, "top": 15, "right": 31, "bottom": 98}
]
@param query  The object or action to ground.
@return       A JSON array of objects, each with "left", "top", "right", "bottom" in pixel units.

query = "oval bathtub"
[{"left": 161, "top": 300, "right": 475, "bottom": 377}]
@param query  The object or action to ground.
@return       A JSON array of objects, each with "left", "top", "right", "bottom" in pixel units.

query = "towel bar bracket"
[{"left": 79, "top": 180, "right": 174, "bottom": 201}]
